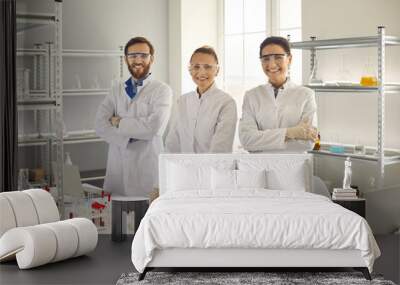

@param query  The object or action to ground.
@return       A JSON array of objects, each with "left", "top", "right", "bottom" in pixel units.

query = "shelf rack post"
[
  {"left": 54, "top": 0, "right": 64, "bottom": 218},
  {"left": 33, "top": 44, "right": 42, "bottom": 141},
  {"left": 377, "top": 26, "right": 386, "bottom": 189},
  {"left": 309, "top": 36, "right": 316, "bottom": 76},
  {"left": 119, "top": 45, "right": 124, "bottom": 78},
  {"left": 33, "top": 43, "right": 41, "bottom": 90}
]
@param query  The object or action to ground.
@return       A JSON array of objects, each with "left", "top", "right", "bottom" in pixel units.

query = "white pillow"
[
  {"left": 237, "top": 170, "right": 267, "bottom": 189},
  {"left": 266, "top": 162, "right": 307, "bottom": 191},
  {"left": 167, "top": 162, "right": 211, "bottom": 191},
  {"left": 211, "top": 169, "right": 268, "bottom": 190},
  {"left": 211, "top": 168, "right": 236, "bottom": 190},
  {"left": 238, "top": 158, "right": 310, "bottom": 192}
]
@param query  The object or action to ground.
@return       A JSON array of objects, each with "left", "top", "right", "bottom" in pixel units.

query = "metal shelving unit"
[
  {"left": 80, "top": 169, "right": 106, "bottom": 183},
  {"left": 61, "top": 48, "right": 123, "bottom": 182},
  {"left": 18, "top": 131, "right": 103, "bottom": 145},
  {"left": 16, "top": 12, "right": 56, "bottom": 33},
  {"left": 291, "top": 26, "right": 400, "bottom": 189},
  {"left": 63, "top": 132, "right": 104, "bottom": 144},
  {"left": 62, "top": 49, "right": 123, "bottom": 57},
  {"left": 17, "top": 98, "right": 57, "bottom": 111},
  {"left": 62, "top": 88, "right": 110, "bottom": 96},
  {"left": 17, "top": 5, "right": 124, "bottom": 201},
  {"left": 304, "top": 84, "right": 400, "bottom": 94},
  {"left": 16, "top": 1, "right": 65, "bottom": 217}
]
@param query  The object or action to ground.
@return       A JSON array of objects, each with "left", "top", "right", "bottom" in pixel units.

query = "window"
[{"left": 223, "top": 0, "right": 302, "bottom": 102}]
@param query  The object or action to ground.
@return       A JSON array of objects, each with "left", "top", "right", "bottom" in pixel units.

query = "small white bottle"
[
  {"left": 342, "top": 157, "right": 352, "bottom": 189},
  {"left": 65, "top": 152, "right": 73, "bottom": 165},
  {"left": 309, "top": 59, "right": 323, "bottom": 85}
]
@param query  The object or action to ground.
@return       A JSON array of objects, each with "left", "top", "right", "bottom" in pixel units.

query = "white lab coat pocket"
[{"left": 135, "top": 102, "right": 150, "bottom": 117}]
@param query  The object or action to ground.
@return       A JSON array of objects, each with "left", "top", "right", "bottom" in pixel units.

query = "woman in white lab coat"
[
  {"left": 239, "top": 36, "right": 317, "bottom": 153},
  {"left": 95, "top": 37, "right": 172, "bottom": 197},
  {"left": 166, "top": 46, "right": 237, "bottom": 153}
]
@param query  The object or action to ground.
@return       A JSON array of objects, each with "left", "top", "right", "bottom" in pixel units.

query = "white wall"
[
  {"left": 168, "top": 0, "right": 219, "bottom": 97},
  {"left": 181, "top": 0, "right": 219, "bottom": 94},
  {"left": 168, "top": 0, "right": 183, "bottom": 101},
  {"left": 302, "top": 0, "right": 400, "bottom": 233}
]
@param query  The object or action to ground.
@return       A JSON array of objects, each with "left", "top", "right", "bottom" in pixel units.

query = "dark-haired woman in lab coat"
[{"left": 239, "top": 36, "right": 317, "bottom": 153}]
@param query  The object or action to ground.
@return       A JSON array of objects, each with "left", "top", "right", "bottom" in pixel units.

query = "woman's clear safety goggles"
[
  {"left": 189, "top": 64, "right": 218, "bottom": 72},
  {"left": 259, "top": 53, "right": 287, "bottom": 64},
  {"left": 126, "top": 52, "right": 151, "bottom": 60}
]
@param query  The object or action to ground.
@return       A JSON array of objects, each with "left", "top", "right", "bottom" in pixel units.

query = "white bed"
[{"left": 131, "top": 154, "right": 380, "bottom": 280}]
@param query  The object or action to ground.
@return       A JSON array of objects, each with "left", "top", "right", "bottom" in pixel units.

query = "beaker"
[
  {"left": 336, "top": 54, "right": 352, "bottom": 83},
  {"left": 360, "top": 57, "right": 377, "bottom": 86},
  {"left": 18, "top": 169, "right": 31, "bottom": 190},
  {"left": 308, "top": 59, "right": 323, "bottom": 85}
]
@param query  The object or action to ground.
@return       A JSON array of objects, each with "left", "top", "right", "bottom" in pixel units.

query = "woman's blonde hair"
[{"left": 190, "top": 45, "right": 219, "bottom": 64}]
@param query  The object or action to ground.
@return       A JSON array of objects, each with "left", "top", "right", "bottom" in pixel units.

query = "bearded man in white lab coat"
[
  {"left": 95, "top": 37, "right": 172, "bottom": 196},
  {"left": 239, "top": 36, "right": 317, "bottom": 153}
]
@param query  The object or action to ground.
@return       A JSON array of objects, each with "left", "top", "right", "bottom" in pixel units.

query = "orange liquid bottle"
[
  {"left": 313, "top": 133, "right": 321, "bottom": 151},
  {"left": 360, "top": 57, "right": 378, "bottom": 87},
  {"left": 360, "top": 76, "right": 378, "bottom": 86}
]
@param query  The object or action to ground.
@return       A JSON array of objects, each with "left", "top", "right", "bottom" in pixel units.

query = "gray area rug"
[{"left": 116, "top": 271, "right": 396, "bottom": 285}]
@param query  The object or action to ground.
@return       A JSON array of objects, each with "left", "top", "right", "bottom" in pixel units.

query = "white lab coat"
[
  {"left": 95, "top": 76, "right": 172, "bottom": 196},
  {"left": 165, "top": 83, "right": 237, "bottom": 153},
  {"left": 239, "top": 80, "right": 317, "bottom": 153}
]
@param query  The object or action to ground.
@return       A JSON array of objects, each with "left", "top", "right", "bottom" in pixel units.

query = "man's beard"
[{"left": 128, "top": 62, "right": 151, "bottom": 80}]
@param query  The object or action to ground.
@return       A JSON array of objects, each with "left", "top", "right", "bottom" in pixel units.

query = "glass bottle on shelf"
[
  {"left": 65, "top": 152, "right": 73, "bottom": 165},
  {"left": 74, "top": 74, "right": 82, "bottom": 89},
  {"left": 313, "top": 132, "right": 321, "bottom": 151},
  {"left": 18, "top": 169, "right": 32, "bottom": 190},
  {"left": 360, "top": 57, "right": 378, "bottom": 86},
  {"left": 336, "top": 54, "right": 353, "bottom": 84},
  {"left": 308, "top": 59, "right": 323, "bottom": 85}
]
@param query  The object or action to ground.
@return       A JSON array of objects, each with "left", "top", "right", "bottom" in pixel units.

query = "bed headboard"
[{"left": 159, "top": 153, "right": 313, "bottom": 195}]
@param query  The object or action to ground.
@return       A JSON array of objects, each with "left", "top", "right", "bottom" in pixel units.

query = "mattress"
[{"left": 131, "top": 189, "right": 380, "bottom": 273}]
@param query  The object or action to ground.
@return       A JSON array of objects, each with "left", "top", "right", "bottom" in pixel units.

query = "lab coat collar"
[
  {"left": 130, "top": 72, "right": 152, "bottom": 88},
  {"left": 197, "top": 82, "right": 217, "bottom": 100},
  {"left": 265, "top": 78, "right": 296, "bottom": 100},
  {"left": 267, "top": 78, "right": 294, "bottom": 90}
]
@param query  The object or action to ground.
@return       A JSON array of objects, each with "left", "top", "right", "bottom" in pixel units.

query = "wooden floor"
[{"left": 0, "top": 235, "right": 398, "bottom": 285}]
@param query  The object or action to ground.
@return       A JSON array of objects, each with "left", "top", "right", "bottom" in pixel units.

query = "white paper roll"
[
  {"left": 0, "top": 195, "right": 17, "bottom": 237},
  {"left": 64, "top": 218, "right": 98, "bottom": 257},
  {"left": 0, "top": 226, "right": 57, "bottom": 269},
  {"left": 0, "top": 227, "right": 22, "bottom": 262},
  {"left": 43, "top": 221, "right": 79, "bottom": 263},
  {"left": 23, "top": 189, "right": 60, "bottom": 224},
  {"left": 1, "top": 192, "right": 39, "bottom": 227}
]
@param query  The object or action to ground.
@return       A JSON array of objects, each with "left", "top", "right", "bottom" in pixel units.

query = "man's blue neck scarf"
[{"left": 124, "top": 74, "right": 150, "bottom": 99}]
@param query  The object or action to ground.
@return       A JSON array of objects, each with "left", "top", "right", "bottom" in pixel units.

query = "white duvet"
[{"left": 131, "top": 190, "right": 380, "bottom": 273}]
